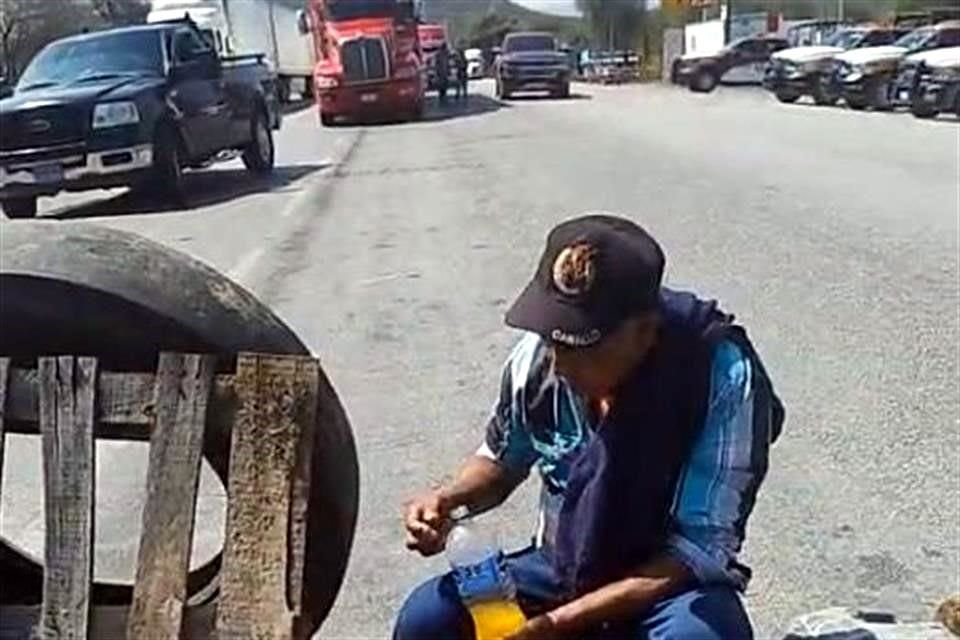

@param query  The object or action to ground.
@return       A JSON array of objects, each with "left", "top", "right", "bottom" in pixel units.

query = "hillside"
[{"left": 420, "top": 0, "right": 584, "bottom": 30}]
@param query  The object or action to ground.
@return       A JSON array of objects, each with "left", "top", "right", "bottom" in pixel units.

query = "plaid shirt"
[{"left": 478, "top": 332, "right": 773, "bottom": 590}]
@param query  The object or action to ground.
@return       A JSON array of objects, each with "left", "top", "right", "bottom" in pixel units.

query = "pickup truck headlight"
[{"left": 92, "top": 101, "right": 140, "bottom": 129}]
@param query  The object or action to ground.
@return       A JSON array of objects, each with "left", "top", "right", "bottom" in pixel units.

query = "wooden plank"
[
  {"left": 215, "top": 353, "right": 319, "bottom": 640},
  {"left": 127, "top": 353, "right": 216, "bottom": 640},
  {"left": 5, "top": 369, "right": 235, "bottom": 436},
  {"left": 37, "top": 357, "right": 97, "bottom": 640},
  {"left": 0, "top": 358, "right": 9, "bottom": 514}
]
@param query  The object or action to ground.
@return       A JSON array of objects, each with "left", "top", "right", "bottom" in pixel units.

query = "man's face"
[{"left": 551, "top": 314, "right": 658, "bottom": 400}]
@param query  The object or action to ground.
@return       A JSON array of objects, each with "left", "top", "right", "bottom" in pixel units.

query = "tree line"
[{"left": 1, "top": 0, "right": 148, "bottom": 80}]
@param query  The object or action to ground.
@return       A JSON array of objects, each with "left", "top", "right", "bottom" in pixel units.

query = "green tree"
[
  {"left": 1, "top": 0, "right": 94, "bottom": 79},
  {"left": 91, "top": 0, "right": 149, "bottom": 26},
  {"left": 575, "top": 0, "right": 646, "bottom": 50}
]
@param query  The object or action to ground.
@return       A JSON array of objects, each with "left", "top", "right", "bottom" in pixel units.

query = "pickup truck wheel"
[
  {"left": 554, "top": 82, "right": 571, "bottom": 99},
  {"left": 242, "top": 110, "right": 275, "bottom": 175},
  {"left": 1, "top": 197, "right": 38, "bottom": 219},
  {"left": 775, "top": 88, "right": 801, "bottom": 104},
  {"left": 690, "top": 69, "right": 717, "bottom": 93},
  {"left": 845, "top": 94, "right": 869, "bottom": 110}
]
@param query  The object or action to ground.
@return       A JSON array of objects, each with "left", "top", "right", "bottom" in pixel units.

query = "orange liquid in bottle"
[{"left": 467, "top": 598, "right": 528, "bottom": 640}]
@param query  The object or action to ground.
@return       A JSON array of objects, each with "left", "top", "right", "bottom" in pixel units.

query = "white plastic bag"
[{"left": 783, "top": 607, "right": 954, "bottom": 640}]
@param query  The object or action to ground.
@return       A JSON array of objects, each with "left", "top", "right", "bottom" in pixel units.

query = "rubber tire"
[
  {"left": 0, "top": 222, "right": 360, "bottom": 635},
  {"left": 241, "top": 109, "right": 275, "bottom": 175},
  {"left": 496, "top": 78, "right": 512, "bottom": 100},
  {"left": 846, "top": 94, "right": 869, "bottom": 110},
  {"left": 775, "top": 88, "right": 801, "bottom": 104},
  {"left": 1, "top": 197, "right": 38, "bottom": 219},
  {"left": 554, "top": 82, "right": 571, "bottom": 99},
  {"left": 149, "top": 124, "right": 187, "bottom": 207},
  {"left": 690, "top": 69, "right": 717, "bottom": 93},
  {"left": 910, "top": 99, "right": 939, "bottom": 119}
]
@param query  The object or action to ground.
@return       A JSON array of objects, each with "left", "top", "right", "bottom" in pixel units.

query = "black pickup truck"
[{"left": 0, "top": 18, "right": 281, "bottom": 218}]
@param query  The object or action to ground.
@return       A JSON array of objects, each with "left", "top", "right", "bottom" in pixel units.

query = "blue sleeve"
[
  {"left": 477, "top": 333, "right": 545, "bottom": 473},
  {"left": 666, "top": 339, "right": 772, "bottom": 590}
]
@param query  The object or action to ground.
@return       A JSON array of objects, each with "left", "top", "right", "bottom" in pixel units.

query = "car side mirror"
[{"left": 297, "top": 9, "right": 311, "bottom": 35}]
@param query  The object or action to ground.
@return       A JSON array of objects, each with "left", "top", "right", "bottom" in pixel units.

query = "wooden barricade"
[{"left": 0, "top": 352, "right": 321, "bottom": 640}]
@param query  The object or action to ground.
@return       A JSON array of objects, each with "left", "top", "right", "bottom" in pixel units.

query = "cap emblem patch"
[{"left": 552, "top": 242, "right": 597, "bottom": 297}]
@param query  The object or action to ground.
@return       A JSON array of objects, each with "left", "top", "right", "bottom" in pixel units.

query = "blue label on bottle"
[{"left": 452, "top": 552, "right": 511, "bottom": 605}]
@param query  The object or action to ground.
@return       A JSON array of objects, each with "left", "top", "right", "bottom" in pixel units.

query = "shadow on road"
[
  {"left": 503, "top": 92, "right": 592, "bottom": 102},
  {"left": 424, "top": 93, "right": 506, "bottom": 122},
  {"left": 48, "top": 163, "right": 329, "bottom": 220}
]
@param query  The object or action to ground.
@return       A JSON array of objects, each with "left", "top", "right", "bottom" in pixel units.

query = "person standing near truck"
[
  {"left": 435, "top": 42, "right": 451, "bottom": 103},
  {"left": 454, "top": 48, "right": 469, "bottom": 100},
  {"left": 395, "top": 214, "right": 784, "bottom": 640}
]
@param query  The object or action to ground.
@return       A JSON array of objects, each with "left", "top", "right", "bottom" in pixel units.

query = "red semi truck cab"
[{"left": 298, "top": 0, "right": 425, "bottom": 125}]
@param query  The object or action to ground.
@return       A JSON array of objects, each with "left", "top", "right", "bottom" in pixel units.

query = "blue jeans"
[{"left": 393, "top": 548, "right": 753, "bottom": 640}]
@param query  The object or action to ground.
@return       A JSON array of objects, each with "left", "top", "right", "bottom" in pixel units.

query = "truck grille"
[
  {"left": 0, "top": 105, "right": 87, "bottom": 152},
  {"left": 341, "top": 37, "right": 389, "bottom": 84}
]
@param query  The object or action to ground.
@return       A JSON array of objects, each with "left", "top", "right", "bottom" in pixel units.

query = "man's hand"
[
  {"left": 403, "top": 491, "right": 453, "bottom": 556},
  {"left": 503, "top": 615, "right": 561, "bottom": 640}
]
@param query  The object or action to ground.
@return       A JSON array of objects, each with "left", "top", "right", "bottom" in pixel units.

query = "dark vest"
[{"left": 550, "top": 289, "right": 782, "bottom": 596}]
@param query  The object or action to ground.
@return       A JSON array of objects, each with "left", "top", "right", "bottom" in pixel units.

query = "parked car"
[
  {"left": 675, "top": 34, "right": 789, "bottom": 93},
  {"left": 495, "top": 31, "right": 571, "bottom": 99},
  {"left": 764, "top": 26, "right": 908, "bottom": 105},
  {"left": 0, "top": 18, "right": 281, "bottom": 219},
  {"left": 895, "top": 46, "right": 960, "bottom": 117},
  {"left": 829, "top": 20, "right": 960, "bottom": 110}
]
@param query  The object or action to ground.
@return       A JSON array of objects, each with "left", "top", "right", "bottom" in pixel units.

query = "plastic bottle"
[{"left": 445, "top": 507, "right": 527, "bottom": 640}]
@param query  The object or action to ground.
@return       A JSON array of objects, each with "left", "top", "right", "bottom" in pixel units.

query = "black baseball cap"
[{"left": 505, "top": 214, "right": 665, "bottom": 348}]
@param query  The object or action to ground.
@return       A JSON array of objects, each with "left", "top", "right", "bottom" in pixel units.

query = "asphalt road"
[{"left": 2, "top": 81, "right": 958, "bottom": 639}]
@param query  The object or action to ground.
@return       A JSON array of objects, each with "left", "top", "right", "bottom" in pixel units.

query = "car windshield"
[
  {"left": 326, "top": 0, "right": 398, "bottom": 21},
  {"left": 17, "top": 31, "right": 163, "bottom": 90},
  {"left": 826, "top": 29, "right": 866, "bottom": 48},
  {"left": 505, "top": 35, "right": 556, "bottom": 53},
  {"left": 893, "top": 28, "right": 935, "bottom": 50}
]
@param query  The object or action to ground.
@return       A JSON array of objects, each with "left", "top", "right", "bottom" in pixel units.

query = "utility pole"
[{"left": 838, "top": 0, "right": 846, "bottom": 21}]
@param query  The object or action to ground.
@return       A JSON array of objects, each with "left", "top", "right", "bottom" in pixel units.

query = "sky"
[
  {"left": 512, "top": 0, "right": 662, "bottom": 17},
  {"left": 512, "top": 0, "right": 582, "bottom": 16}
]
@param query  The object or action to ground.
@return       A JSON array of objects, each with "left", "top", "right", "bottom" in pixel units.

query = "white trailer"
[{"left": 147, "top": 0, "right": 315, "bottom": 102}]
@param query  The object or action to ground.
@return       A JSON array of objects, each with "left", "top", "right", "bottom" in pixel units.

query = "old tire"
[
  {"left": 242, "top": 109, "right": 275, "bottom": 175},
  {"left": 775, "top": 88, "right": 801, "bottom": 104},
  {"left": 1, "top": 197, "right": 38, "bottom": 219},
  {"left": 0, "top": 222, "right": 360, "bottom": 637},
  {"left": 690, "top": 69, "right": 718, "bottom": 93}
]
